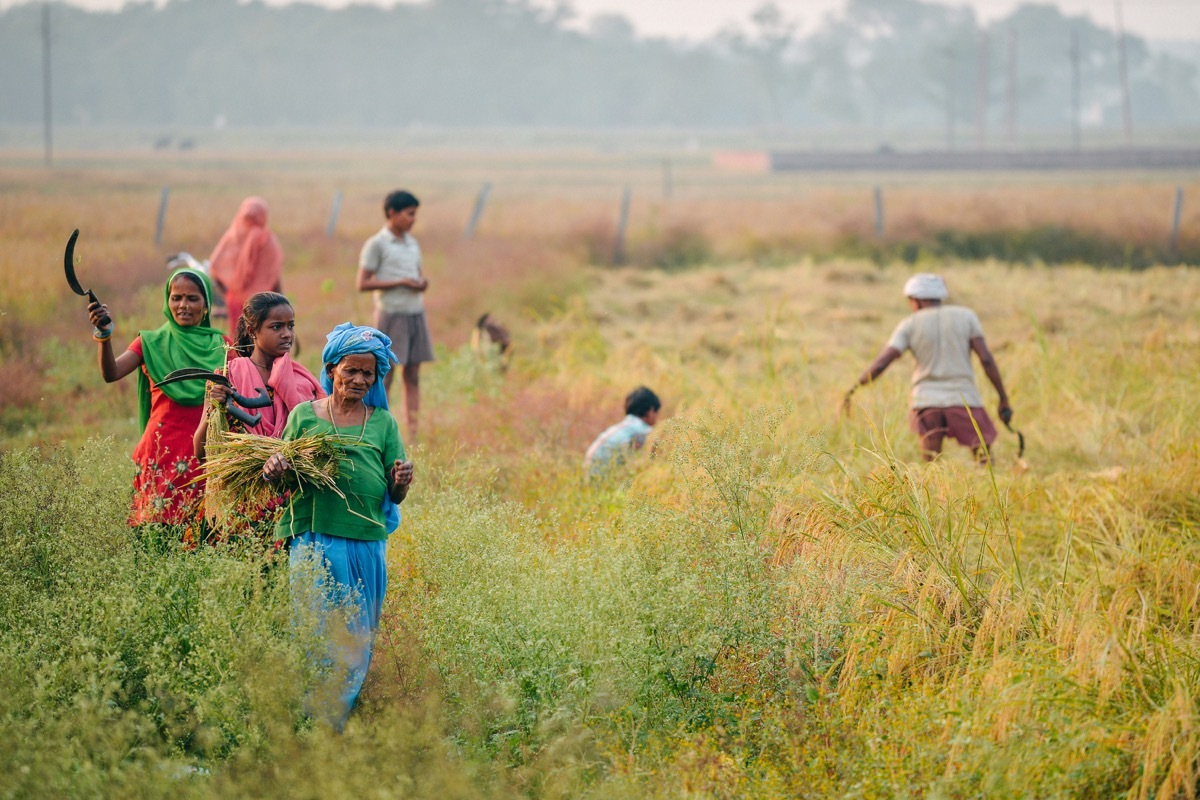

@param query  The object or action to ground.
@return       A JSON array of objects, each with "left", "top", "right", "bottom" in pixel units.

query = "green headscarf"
[{"left": 137, "top": 267, "right": 226, "bottom": 432}]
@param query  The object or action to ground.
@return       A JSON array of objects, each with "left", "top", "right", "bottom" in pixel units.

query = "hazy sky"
[{"left": 6, "top": 0, "right": 1198, "bottom": 41}]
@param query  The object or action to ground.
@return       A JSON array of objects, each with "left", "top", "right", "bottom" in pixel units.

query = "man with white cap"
[{"left": 845, "top": 273, "right": 1012, "bottom": 462}]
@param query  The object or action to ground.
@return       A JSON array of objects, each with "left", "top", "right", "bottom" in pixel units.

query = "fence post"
[
  {"left": 325, "top": 190, "right": 344, "bottom": 238},
  {"left": 1170, "top": 186, "right": 1184, "bottom": 262},
  {"left": 613, "top": 186, "right": 632, "bottom": 266},
  {"left": 464, "top": 181, "right": 492, "bottom": 240},
  {"left": 874, "top": 186, "right": 885, "bottom": 238},
  {"left": 154, "top": 186, "right": 170, "bottom": 246}
]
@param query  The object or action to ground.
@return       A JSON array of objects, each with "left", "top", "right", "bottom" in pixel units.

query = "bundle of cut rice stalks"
[
  {"left": 202, "top": 393, "right": 233, "bottom": 525},
  {"left": 198, "top": 431, "right": 356, "bottom": 536}
]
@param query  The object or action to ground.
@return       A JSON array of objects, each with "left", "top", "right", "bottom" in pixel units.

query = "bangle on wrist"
[{"left": 93, "top": 328, "right": 112, "bottom": 342}]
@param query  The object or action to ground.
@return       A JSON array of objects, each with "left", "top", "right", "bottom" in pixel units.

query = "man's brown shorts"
[{"left": 910, "top": 406, "right": 997, "bottom": 453}]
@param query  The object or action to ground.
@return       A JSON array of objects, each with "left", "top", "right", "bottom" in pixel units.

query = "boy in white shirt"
[
  {"left": 356, "top": 190, "right": 434, "bottom": 441},
  {"left": 584, "top": 387, "right": 661, "bottom": 477}
]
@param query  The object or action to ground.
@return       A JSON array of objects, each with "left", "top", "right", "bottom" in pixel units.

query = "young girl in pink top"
[{"left": 194, "top": 291, "right": 324, "bottom": 460}]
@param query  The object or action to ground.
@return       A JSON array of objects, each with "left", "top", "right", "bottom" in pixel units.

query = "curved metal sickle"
[
  {"left": 64, "top": 229, "right": 84, "bottom": 295},
  {"left": 158, "top": 368, "right": 230, "bottom": 389},
  {"left": 157, "top": 369, "right": 267, "bottom": 427},
  {"left": 65, "top": 229, "right": 111, "bottom": 327},
  {"left": 159, "top": 371, "right": 270, "bottom": 406},
  {"left": 225, "top": 404, "right": 263, "bottom": 428},
  {"left": 1005, "top": 423, "right": 1026, "bottom": 459},
  {"left": 233, "top": 386, "right": 273, "bottom": 409}
]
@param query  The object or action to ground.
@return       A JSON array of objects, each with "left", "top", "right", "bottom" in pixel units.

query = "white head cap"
[{"left": 903, "top": 273, "right": 948, "bottom": 300}]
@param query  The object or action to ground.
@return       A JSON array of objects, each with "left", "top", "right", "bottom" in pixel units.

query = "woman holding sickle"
[{"left": 88, "top": 267, "right": 228, "bottom": 528}]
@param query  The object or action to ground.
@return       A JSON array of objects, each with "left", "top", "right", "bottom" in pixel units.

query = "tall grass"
[{"left": 10, "top": 392, "right": 1196, "bottom": 795}]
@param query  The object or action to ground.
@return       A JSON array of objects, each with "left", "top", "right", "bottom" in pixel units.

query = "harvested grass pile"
[
  {"left": 199, "top": 431, "right": 356, "bottom": 534},
  {"left": 203, "top": 397, "right": 232, "bottom": 524}
]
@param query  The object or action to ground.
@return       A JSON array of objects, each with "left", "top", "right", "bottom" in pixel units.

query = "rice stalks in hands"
[
  {"left": 203, "top": 393, "right": 233, "bottom": 526},
  {"left": 198, "top": 431, "right": 354, "bottom": 539}
]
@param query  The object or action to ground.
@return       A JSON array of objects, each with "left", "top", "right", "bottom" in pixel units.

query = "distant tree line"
[{"left": 1, "top": 0, "right": 1196, "bottom": 136}]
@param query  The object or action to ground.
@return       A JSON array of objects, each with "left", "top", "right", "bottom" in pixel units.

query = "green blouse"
[{"left": 275, "top": 401, "right": 405, "bottom": 542}]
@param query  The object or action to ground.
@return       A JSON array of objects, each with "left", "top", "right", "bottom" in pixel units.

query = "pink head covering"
[
  {"left": 209, "top": 197, "right": 284, "bottom": 330},
  {"left": 238, "top": 196, "right": 268, "bottom": 227}
]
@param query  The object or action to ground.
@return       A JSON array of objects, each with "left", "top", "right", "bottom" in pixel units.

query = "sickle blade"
[
  {"left": 64, "top": 229, "right": 86, "bottom": 296},
  {"left": 230, "top": 387, "right": 273, "bottom": 409},
  {"left": 157, "top": 368, "right": 231, "bottom": 388},
  {"left": 1004, "top": 421, "right": 1026, "bottom": 460},
  {"left": 225, "top": 404, "right": 263, "bottom": 428}
]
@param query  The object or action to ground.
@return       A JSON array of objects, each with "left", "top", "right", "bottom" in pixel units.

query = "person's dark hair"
[
  {"left": 383, "top": 190, "right": 419, "bottom": 215},
  {"left": 170, "top": 271, "right": 206, "bottom": 296},
  {"left": 624, "top": 386, "right": 661, "bottom": 419},
  {"left": 235, "top": 291, "right": 292, "bottom": 355}
]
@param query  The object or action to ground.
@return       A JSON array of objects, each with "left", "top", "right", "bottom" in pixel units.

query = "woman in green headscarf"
[{"left": 88, "top": 267, "right": 229, "bottom": 527}]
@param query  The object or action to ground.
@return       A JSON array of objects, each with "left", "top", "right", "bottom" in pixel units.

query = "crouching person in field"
[
  {"left": 262, "top": 323, "right": 414, "bottom": 730},
  {"left": 584, "top": 386, "right": 661, "bottom": 477},
  {"left": 846, "top": 273, "right": 1012, "bottom": 463}
]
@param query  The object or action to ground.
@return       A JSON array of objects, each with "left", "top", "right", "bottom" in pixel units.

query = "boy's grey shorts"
[{"left": 374, "top": 310, "right": 435, "bottom": 365}]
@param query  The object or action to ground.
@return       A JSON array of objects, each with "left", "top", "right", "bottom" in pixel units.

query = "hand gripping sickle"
[
  {"left": 65, "top": 229, "right": 111, "bottom": 328},
  {"left": 157, "top": 368, "right": 273, "bottom": 427},
  {"left": 998, "top": 406, "right": 1025, "bottom": 460}
]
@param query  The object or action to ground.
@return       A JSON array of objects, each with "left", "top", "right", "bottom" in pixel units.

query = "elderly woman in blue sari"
[{"left": 263, "top": 323, "right": 413, "bottom": 729}]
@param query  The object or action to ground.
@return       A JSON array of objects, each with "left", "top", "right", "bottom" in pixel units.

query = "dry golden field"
[{"left": 3, "top": 147, "right": 1197, "bottom": 439}]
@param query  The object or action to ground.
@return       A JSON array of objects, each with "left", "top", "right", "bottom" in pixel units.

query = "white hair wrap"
[{"left": 903, "top": 273, "right": 948, "bottom": 300}]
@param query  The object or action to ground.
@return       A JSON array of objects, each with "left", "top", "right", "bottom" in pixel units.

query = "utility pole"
[
  {"left": 976, "top": 29, "right": 990, "bottom": 148},
  {"left": 1114, "top": 0, "right": 1133, "bottom": 145},
  {"left": 1006, "top": 27, "right": 1018, "bottom": 146},
  {"left": 945, "top": 45, "right": 957, "bottom": 150},
  {"left": 42, "top": 2, "right": 53, "bottom": 167},
  {"left": 1070, "top": 28, "right": 1081, "bottom": 152}
]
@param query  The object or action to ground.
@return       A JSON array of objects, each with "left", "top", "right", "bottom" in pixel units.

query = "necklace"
[
  {"left": 249, "top": 356, "right": 272, "bottom": 374},
  {"left": 329, "top": 400, "right": 368, "bottom": 441}
]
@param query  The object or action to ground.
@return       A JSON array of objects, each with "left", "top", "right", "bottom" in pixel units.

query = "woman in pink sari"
[
  {"left": 209, "top": 197, "right": 284, "bottom": 333},
  {"left": 194, "top": 292, "right": 324, "bottom": 460}
]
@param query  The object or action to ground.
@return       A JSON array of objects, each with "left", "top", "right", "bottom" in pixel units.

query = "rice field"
[{"left": 1, "top": 143, "right": 1199, "bottom": 798}]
